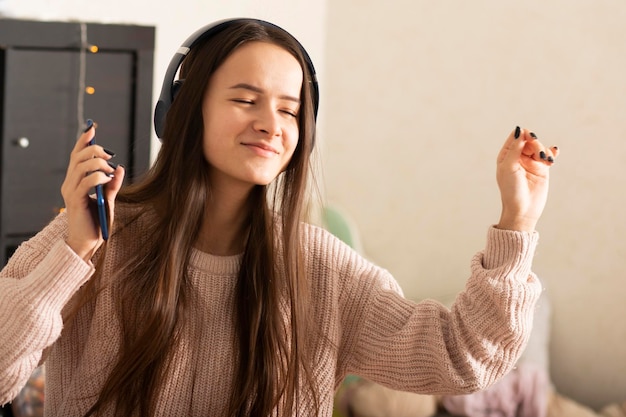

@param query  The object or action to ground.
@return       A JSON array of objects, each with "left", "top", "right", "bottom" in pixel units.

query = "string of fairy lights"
[{"left": 76, "top": 22, "right": 99, "bottom": 138}]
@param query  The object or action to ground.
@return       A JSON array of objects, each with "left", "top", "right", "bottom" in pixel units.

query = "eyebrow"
[{"left": 229, "top": 83, "right": 301, "bottom": 105}]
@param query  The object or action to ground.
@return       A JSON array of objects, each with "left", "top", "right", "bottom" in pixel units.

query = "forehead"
[{"left": 211, "top": 41, "right": 304, "bottom": 93}]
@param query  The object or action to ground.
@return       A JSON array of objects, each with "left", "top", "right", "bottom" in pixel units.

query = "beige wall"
[{"left": 321, "top": 0, "right": 626, "bottom": 411}]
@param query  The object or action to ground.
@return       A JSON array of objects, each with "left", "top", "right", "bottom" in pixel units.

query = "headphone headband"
[{"left": 154, "top": 18, "right": 319, "bottom": 139}]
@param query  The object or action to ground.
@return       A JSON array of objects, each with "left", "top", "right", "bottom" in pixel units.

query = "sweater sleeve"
[
  {"left": 0, "top": 213, "right": 95, "bottom": 404},
  {"left": 341, "top": 226, "right": 543, "bottom": 395}
]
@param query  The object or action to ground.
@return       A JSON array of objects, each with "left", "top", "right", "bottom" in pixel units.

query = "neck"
[{"left": 195, "top": 188, "right": 252, "bottom": 256}]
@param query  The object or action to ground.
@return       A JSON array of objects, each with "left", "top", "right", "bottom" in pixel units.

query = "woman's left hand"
[{"left": 495, "top": 126, "right": 559, "bottom": 232}]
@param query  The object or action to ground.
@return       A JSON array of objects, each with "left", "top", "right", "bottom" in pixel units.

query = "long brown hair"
[{"left": 82, "top": 21, "right": 319, "bottom": 416}]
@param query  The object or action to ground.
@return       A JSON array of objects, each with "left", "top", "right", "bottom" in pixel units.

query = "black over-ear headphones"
[{"left": 153, "top": 18, "right": 319, "bottom": 140}]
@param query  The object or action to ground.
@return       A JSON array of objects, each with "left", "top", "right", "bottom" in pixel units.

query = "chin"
[
  {"left": 253, "top": 178, "right": 275, "bottom": 187},
  {"left": 250, "top": 171, "right": 283, "bottom": 186}
]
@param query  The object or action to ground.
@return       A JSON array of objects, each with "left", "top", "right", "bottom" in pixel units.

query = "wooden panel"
[
  {"left": 1, "top": 49, "right": 77, "bottom": 236},
  {"left": 83, "top": 51, "right": 134, "bottom": 179},
  {"left": 0, "top": 19, "right": 155, "bottom": 51},
  {"left": 0, "top": 49, "right": 136, "bottom": 236},
  {"left": 0, "top": 19, "right": 154, "bottom": 267}
]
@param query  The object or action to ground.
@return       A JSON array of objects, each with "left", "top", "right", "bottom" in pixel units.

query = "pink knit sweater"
[{"left": 0, "top": 204, "right": 542, "bottom": 416}]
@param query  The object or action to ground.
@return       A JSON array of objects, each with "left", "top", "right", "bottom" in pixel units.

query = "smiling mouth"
[{"left": 242, "top": 142, "right": 279, "bottom": 155}]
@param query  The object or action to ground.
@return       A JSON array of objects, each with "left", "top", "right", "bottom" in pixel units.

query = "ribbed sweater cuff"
[{"left": 482, "top": 226, "right": 539, "bottom": 276}]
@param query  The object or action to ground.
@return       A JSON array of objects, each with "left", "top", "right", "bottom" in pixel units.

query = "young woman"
[{"left": 0, "top": 18, "right": 558, "bottom": 417}]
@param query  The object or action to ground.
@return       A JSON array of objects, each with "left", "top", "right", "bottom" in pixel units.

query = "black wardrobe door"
[{"left": 1, "top": 48, "right": 134, "bottom": 237}]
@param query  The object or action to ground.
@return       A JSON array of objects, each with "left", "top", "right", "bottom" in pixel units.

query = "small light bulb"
[
  {"left": 85, "top": 86, "right": 96, "bottom": 94},
  {"left": 89, "top": 45, "right": 99, "bottom": 53}
]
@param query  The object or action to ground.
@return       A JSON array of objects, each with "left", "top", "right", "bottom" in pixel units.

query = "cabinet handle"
[{"left": 14, "top": 137, "right": 30, "bottom": 148}]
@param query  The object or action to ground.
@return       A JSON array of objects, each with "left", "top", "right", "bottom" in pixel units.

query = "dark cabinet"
[{"left": 0, "top": 19, "right": 155, "bottom": 265}]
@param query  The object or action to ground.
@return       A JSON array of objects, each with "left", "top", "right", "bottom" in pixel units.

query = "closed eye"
[
  {"left": 281, "top": 109, "right": 298, "bottom": 118},
  {"left": 232, "top": 98, "right": 254, "bottom": 105},
  {"left": 233, "top": 99, "right": 297, "bottom": 118}
]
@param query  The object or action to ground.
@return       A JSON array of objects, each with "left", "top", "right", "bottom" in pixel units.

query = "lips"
[{"left": 242, "top": 141, "right": 279, "bottom": 156}]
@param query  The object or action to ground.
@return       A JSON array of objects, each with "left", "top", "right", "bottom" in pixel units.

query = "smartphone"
[{"left": 85, "top": 119, "right": 109, "bottom": 240}]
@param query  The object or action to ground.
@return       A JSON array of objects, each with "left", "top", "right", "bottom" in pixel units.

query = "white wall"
[{"left": 323, "top": 0, "right": 626, "bottom": 411}]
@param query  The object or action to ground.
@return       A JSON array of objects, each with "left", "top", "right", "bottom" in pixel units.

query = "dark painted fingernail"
[
  {"left": 104, "top": 148, "right": 116, "bottom": 157},
  {"left": 514, "top": 126, "right": 521, "bottom": 139},
  {"left": 547, "top": 156, "right": 554, "bottom": 162},
  {"left": 530, "top": 132, "right": 537, "bottom": 139},
  {"left": 539, "top": 151, "right": 547, "bottom": 160},
  {"left": 552, "top": 146, "right": 558, "bottom": 150},
  {"left": 83, "top": 119, "right": 94, "bottom": 133},
  {"left": 107, "top": 161, "right": 118, "bottom": 170}
]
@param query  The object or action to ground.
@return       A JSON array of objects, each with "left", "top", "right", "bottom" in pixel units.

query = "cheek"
[{"left": 202, "top": 124, "right": 224, "bottom": 165}]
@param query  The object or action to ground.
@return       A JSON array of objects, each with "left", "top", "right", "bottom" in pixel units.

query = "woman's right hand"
[{"left": 60, "top": 122, "right": 125, "bottom": 260}]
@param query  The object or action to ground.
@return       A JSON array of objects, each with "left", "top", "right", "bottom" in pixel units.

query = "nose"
[{"left": 253, "top": 105, "right": 282, "bottom": 137}]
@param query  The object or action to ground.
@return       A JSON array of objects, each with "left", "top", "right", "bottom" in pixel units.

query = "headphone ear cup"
[{"left": 172, "top": 79, "right": 185, "bottom": 101}]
